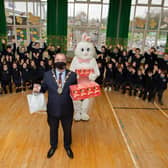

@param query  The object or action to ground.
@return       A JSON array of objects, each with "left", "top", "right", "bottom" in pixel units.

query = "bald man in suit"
[{"left": 33, "top": 53, "right": 77, "bottom": 159}]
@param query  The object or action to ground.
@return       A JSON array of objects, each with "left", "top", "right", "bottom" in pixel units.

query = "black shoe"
[
  {"left": 65, "top": 148, "right": 74, "bottom": 159},
  {"left": 47, "top": 147, "right": 57, "bottom": 158}
]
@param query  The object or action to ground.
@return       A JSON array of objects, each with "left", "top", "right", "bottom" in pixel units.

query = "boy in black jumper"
[
  {"left": 156, "top": 71, "right": 167, "bottom": 105},
  {"left": 95, "top": 61, "right": 104, "bottom": 85},
  {"left": 104, "top": 62, "right": 115, "bottom": 91},
  {"left": 143, "top": 70, "right": 155, "bottom": 102},
  {"left": 122, "top": 66, "right": 136, "bottom": 96},
  {"left": 12, "top": 62, "right": 22, "bottom": 93},
  {"left": 21, "top": 63, "right": 31, "bottom": 91},
  {"left": 114, "top": 66, "right": 124, "bottom": 91},
  {"left": 134, "top": 69, "right": 145, "bottom": 97},
  {"left": 0, "top": 64, "right": 12, "bottom": 94}
]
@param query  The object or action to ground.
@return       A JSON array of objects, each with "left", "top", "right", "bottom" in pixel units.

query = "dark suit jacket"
[{"left": 40, "top": 69, "right": 77, "bottom": 118}]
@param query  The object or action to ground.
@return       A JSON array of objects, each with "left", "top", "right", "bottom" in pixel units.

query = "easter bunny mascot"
[{"left": 70, "top": 34, "right": 100, "bottom": 121}]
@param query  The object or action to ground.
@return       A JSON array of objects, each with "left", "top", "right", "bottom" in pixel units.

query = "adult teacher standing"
[{"left": 33, "top": 53, "right": 77, "bottom": 159}]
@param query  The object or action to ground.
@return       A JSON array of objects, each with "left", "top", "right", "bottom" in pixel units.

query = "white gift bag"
[{"left": 27, "top": 93, "right": 47, "bottom": 114}]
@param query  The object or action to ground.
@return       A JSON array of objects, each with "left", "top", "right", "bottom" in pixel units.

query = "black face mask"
[{"left": 54, "top": 62, "right": 66, "bottom": 70}]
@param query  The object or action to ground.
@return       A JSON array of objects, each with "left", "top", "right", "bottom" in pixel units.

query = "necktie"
[{"left": 58, "top": 72, "right": 62, "bottom": 86}]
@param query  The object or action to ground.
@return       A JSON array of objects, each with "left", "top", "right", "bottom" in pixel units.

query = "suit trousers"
[{"left": 47, "top": 114, "right": 73, "bottom": 149}]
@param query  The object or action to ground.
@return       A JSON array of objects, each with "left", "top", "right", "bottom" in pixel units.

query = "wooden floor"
[{"left": 0, "top": 89, "right": 168, "bottom": 168}]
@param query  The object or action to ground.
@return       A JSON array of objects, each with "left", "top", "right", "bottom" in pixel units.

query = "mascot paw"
[
  {"left": 81, "top": 113, "right": 90, "bottom": 121},
  {"left": 74, "top": 113, "right": 81, "bottom": 121},
  {"left": 89, "top": 73, "right": 96, "bottom": 81}
]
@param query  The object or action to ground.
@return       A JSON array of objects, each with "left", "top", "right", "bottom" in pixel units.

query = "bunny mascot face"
[
  {"left": 74, "top": 35, "right": 96, "bottom": 60},
  {"left": 70, "top": 33, "right": 100, "bottom": 121}
]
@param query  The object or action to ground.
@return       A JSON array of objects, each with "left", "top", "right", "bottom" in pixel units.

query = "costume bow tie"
[{"left": 78, "top": 58, "right": 91, "bottom": 63}]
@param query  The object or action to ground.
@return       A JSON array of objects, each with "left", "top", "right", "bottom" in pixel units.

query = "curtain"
[
  {"left": 165, "top": 32, "right": 168, "bottom": 53},
  {"left": 106, "top": 0, "right": 120, "bottom": 47},
  {"left": 0, "top": 0, "right": 7, "bottom": 50},
  {"left": 106, "top": 0, "right": 131, "bottom": 48},
  {"left": 118, "top": 0, "right": 131, "bottom": 48},
  {"left": 47, "top": 0, "right": 68, "bottom": 52}
]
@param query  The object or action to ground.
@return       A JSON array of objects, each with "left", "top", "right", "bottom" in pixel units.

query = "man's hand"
[{"left": 33, "top": 84, "right": 41, "bottom": 93}]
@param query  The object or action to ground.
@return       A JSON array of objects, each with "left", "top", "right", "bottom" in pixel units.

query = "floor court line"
[
  {"left": 113, "top": 107, "right": 168, "bottom": 110},
  {"left": 154, "top": 102, "right": 168, "bottom": 119},
  {"left": 104, "top": 91, "right": 140, "bottom": 168}
]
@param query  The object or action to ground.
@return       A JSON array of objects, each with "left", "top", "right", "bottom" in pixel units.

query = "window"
[
  {"left": 148, "top": 7, "right": 161, "bottom": 30},
  {"left": 134, "top": 6, "right": 148, "bottom": 29},
  {"left": 5, "top": 0, "right": 109, "bottom": 50},
  {"left": 165, "top": 0, "right": 168, "bottom": 6},
  {"left": 129, "top": 0, "right": 168, "bottom": 52},
  {"left": 132, "top": 32, "right": 145, "bottom": 49},
  {"left": 137, "top": 0, "right": 149, "bottom": 4},
  {"left": 151, "top": 0, "right": 162, "bottom": 5},
  {"left": 157, "top": 31, "right": 167, "bottom": 52},
  {"left": 68, "top": 0, "right": 109, "bottom": 50},
  {"left": 5, "top": 0, "right": 47, "bottom": 45},
  {"left": 160, "top": 8, "right": 168, "bottom": 30}
]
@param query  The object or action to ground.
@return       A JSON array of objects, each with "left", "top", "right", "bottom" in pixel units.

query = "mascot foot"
[
  {"left": 73, "top": 113, "right": 81, "bottom": 121},
  {"left": 81, "top": 113, "right": 90, "bottom": 121}
]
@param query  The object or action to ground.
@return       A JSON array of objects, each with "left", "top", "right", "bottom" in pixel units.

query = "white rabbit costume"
[{"left": 70, "top": 34, "right": 100, "bottom": 121}]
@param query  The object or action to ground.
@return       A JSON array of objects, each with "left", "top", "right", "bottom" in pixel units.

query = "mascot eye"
[
  {"left": 87, "top": 48, "right": 90, "bottom": 52},
  {"left": 81, "top": 48, "right": 84, "bottom": 52}
]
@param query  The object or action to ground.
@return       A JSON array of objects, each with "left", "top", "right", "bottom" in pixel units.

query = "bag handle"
[{"left": 32, "top": 91, "right": 39, "bottom": 96}]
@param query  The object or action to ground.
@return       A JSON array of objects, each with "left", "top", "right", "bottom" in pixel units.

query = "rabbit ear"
[
  {"left": 81, "top": 33, "right": 91, "bottom": 42},
  {"left": 81, "top": 33, "right": 87, "bottom": 41}
]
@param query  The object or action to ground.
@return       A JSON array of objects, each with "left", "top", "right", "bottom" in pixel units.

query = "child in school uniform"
[
  {"left": 103, "top": 62, "right": 115, "bottom": 91},
  {"left": 113, "top": 65, "right": 124, "bottom": 91},
  {"left": 12, "top": 62, "right": 22, "bottom": 93},
  {"left": 134, "top": 69, "right": 145, "bottom": 97},
  {"left": 122, "top": 66, "right": 136, "bottom": 96},
  {"left": 29, "top": 60, "right": 38, "bottom": 88},
  {"left": 143, "top": 70, "right": 155, "bottom": 103},
  {"left": 156, "top": 71, "right": 167, "bottom": 105},
  {"left": 46, "top": 59, "right": 53, "bottom": 71},
  {"left": 17, "top": 45, "right": 27, "bottom": 60},
  {"left": 0, "top": 64, "right": 12, "bottom": 94},
  {"left": 21, "top": 63, "right": 31, "bottom": 91},
  {"left": 37, "top": 60, "right": 46, "bottom": 83},
  {"left": 95, "top": 61, "right": 105, "bottom": 85}
]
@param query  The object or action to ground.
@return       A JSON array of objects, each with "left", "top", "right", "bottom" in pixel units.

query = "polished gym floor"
[{"left": 0, "top": 89, "right": 167, "bottom": 168}]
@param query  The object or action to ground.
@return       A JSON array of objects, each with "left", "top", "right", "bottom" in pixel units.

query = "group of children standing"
[
  {"left": 0, "top": 39, "right": 60, "bottom": 94},
  {"left": 95, "top": 45, "right": 168, "bottom": 105},
  {"left": 0, "top": 40, "right": 167, "bottom": 105}
]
